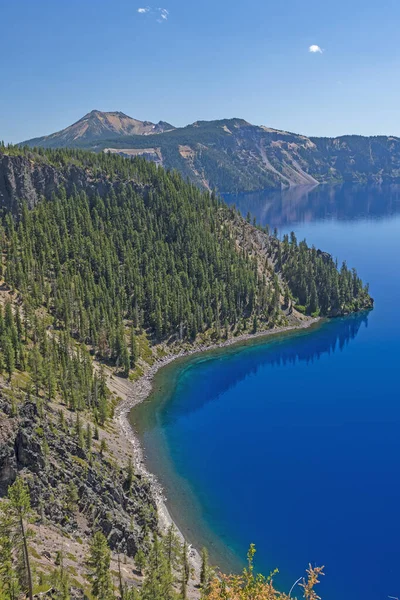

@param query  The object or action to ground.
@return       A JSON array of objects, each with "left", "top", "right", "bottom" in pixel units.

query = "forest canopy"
[{"left": 0, "top": 146, "right": 372, "bottom": 394}]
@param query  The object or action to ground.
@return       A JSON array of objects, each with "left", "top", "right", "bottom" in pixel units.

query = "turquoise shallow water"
[{"left": 132, "top": 185, "right": 400, "bottom": 600}]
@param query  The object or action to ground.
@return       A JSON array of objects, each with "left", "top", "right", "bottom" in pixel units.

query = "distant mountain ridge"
[{"left": 21, "top": 111, "right": 400, "bottom": 193}]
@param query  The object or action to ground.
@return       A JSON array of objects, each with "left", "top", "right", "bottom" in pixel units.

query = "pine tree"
[
  {"left": 87, "top": 531, "right": 114, "bottom": 600},
  {"left": 308, "top": 280, "right": 319, "bottom": 315},
  {"left": 163, "top": 525, "right": 180, "bottom": 574},
  {"left": 100, "top": 438, "right": 108, "bottom": 457},
  {"left": 2, "top": 334, "right": 15, "bottom": 381},
  {"left": 130, "top": 327, "right": 138, "bottom": 368},
  {"left": 121, "top": 340, "right": 130, "bottom": 377},
  {"left": 66, "top": 481, "right": 79, "bottom": 512},
  {"left": 134, "top": 549, "right": 146, "bottom": 575},
  {"left": 200, "top": 547, "right": 210, "bottom": 596},
  {"left": 85, "top": 423, "right": 92, "bottom": 452},
  {"left": 75, "top": 413, "right": 84, "bottom": 448},
  {"left": 6, "top": 477, "right": 34, "bottom": 600},
  {"left": 140, "top": 537, "right": 172, "bottom": 600},
  {"left": 51, "top": 550, "right": 70, "bottom": 600},
  {"left": 45, "top": 359, "right": 57, "bottom": 402},
  {"left": 0, "top": 503, "right": 20, "bottom": 600},
  {"left": 98, "top": 368, "right": 109, "bottom": 425},
  {"left": 118, "top": 554, "right": 124, "bottom": 600},
  {"left": 126, "top": 458, "right": 134, "bottom": 491},
  {"left": 180, "top": 540, "right": 190, "bottom": 600},
  {"left": 29, "top": 346, "right": 43, "bottom": 395}
]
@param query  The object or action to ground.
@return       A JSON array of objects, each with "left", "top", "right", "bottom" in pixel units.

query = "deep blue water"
[{"left": 132, "top": 185, "right": 400, "bottom": 600}]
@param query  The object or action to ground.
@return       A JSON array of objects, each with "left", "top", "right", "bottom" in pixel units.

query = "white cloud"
[
  {"left": 309, "top": 44, "right": 323, "bottom": 53},
  {"left": 138, "top": 6, "right": 169, "bottom": 22}
]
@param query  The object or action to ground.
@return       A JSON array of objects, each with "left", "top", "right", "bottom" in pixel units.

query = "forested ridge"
[
  {"left": 0, "top": 145, "right": 372, "bottom": 408},
  {"left": 0, "top": 146, "right": 371, "bottom": 599}
]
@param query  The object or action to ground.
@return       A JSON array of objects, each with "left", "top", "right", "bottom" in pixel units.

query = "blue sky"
[{"left": 1, "top": 0, "right": 400, "bottom": 142}]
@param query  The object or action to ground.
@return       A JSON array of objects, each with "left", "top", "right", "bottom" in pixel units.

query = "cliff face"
[
  {"left": 0, "top": 153, "right": 65, "bottom": 212},
  {"left": 0, "top": 394, "right": 156, "bottom": 556},
  {"left": 0, "top": 152, "right": 128, "bottom": 213}
]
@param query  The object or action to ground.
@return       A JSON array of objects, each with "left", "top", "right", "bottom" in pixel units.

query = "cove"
[{"left": 131, "top": 184, "right": 400, "bottom": 600}]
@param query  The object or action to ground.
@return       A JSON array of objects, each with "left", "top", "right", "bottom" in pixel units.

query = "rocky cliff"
[
  {"left": 0, "top": 392, "right": 156, "bottom": 556},
  {"left": 0, "top": 150, "right": 140, "bottom": 213}
]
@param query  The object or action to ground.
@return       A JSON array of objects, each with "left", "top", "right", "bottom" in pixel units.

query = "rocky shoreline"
[{"left": 113, "top": 316, "right": 321, "bottom": 574}]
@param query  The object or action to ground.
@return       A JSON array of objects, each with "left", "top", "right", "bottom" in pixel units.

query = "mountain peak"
[
  {"left": 22, "top": 111, "right": 176, "bottom": 148},
  {"left": 82, "top": 109, "right": 131, "bottom": 120}
]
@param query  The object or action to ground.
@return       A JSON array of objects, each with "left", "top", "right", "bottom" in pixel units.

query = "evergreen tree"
[
  {"left": 134, "top": 549, "right": 146, "bottom": 575},
  {"left": 5, "top": 477, "right": 34, "bottom": 600},
  {"left": 0, "top": 504, "right": 20, "bottom": 600},
  {"left": 140, "top": 537, "right": 172, "bottom": 600},
  {"left": 162, "top": 525, "right": 180, "bottom": 574},
  {"left": 180, "top": 540, "right": 190, "bottom": 600},
  {"left": 125, "top": 458, "right": 134, "bottom": 492},
  {"left": 100, "top": 439, "right": 108, "bottom": 457},
  {"left": 2, "top": 334, "right": 15, "bottom": 381},
  {"left": 28, "top": 346, "right": 43, "bottom": 396},
  {"left": 51, "top": 550, "right": 70, "bottom": 600},
  {"left": 87, "top": 531, "right": 114, "bottom": 600},
  {"left": 75, "top": 413, "right": 84, "bottom": 449},
  {"left": 308, "top": 280, "right": 319, "bottom": 315},
  {"left": 200, "top": 547, "right": 211, "bottom": 596},
  {"left": 85, "top": 423, "right": 92, "bottom": 452},
  {"left": 66, "top": 481, "right": 79, "bottom": 512},
  {"left": 130, "top": 328, "right": 138, "bottom": 368}
]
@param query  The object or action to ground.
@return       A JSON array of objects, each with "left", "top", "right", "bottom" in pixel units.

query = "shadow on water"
[
  {"left": 140, "top": 311, "right": 369, "bottom": 426},
  {"left": 224, "top": 184, "right": 400, "bottom": 229}
]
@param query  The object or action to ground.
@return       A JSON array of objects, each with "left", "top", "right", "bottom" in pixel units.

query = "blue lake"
[{"left": 132, "top": 185, "right": 400, "bottom": 600}]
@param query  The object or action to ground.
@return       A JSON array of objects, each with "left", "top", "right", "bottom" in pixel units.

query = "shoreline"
[{"left": 112, "top": 317, "right": 321, "bottom": 579}]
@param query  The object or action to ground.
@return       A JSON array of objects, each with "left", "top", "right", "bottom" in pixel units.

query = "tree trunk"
[
  {"left": 118, "top": 554, "right": 124, "bottom": 600},
  {"left": 20, "top": 516, "right": 33, "bottom": 600}
]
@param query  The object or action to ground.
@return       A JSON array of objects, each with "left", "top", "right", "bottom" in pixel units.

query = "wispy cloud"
[
  {"left": 137, "top": 6, "right": 169, "bottom": 22},
  {"left": 309, "top": 44, "right": 323, "bottom": 54},
  {"left": 158, "top": 8, "right": 169, "bottom": 21}
]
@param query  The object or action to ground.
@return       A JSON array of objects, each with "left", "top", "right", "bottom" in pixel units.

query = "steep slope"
[
  {"left": 23, "top": 110, "right": 175, "bottom": 148},
  {"left": 0, "top": 149, "right": 121, "bottom": 213},
  {"left": 0, "top": 146, "right": 372, "bottom": 598},
  {"left": 310, "top": 134, "right": 400, "bottom": 183},
  {"left": 92, "top": 125, "right": 400, "bottom": 192},
  {"left": 0, "top": 146, "right": 372, "bottom": 332},
  {"left": 21, "top": 113, "right": 400, "bottom": 193}
]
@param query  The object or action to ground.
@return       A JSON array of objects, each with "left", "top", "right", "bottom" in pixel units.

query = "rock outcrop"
[
  {"left": 0, "top": 151, "right": 141, "bottom": 214},
  {"left": 0, "top": 394, "right": 156, "bottom": 556}
]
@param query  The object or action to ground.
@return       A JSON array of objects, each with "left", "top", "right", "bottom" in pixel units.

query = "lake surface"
[{"left": 132, "top": 184, "right": 400, "bottom": 600}]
